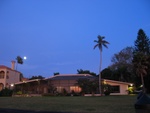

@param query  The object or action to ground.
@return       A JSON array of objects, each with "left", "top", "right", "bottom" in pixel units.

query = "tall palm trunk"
[
  {"left": 94, "top": 35, "right": 109, "bottom": 96},
  {"left": 99, "top": 50, "right": 102, "bottom": 95}
]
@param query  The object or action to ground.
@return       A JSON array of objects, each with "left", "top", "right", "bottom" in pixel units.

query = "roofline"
[
  {"left": 14, "top": 79, "right": 42, "bottom": 85},
  {"left": 0, "top": 65, "right": 21, "bottom": 73},
  {"left": 102, "top": 79, "right": 133, "bottom": 85},
  {"left": 53, "top": 74, "right": 92, "bottom": 76},
  {"left": 44, "top": 74, "right": 94, "bottom": 80}
]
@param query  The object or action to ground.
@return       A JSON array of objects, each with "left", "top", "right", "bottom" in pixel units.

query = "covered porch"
[{"left": 13, "top": 79, "right": 49, "bottom": 95}]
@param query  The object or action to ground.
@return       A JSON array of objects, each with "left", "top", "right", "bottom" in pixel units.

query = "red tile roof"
[{"left": 0, "top": 65, "right": 21, "bottom": 73}]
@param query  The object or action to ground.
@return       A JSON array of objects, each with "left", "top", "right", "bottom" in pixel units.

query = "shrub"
[
  {"left": 104, "top": 90, "right": 110, "bottom": 96},
  {"left": 103, "top": 84, "right": 112, "bottom": 96},
  {"left": 62, "top": 88, "right": 67, "bottom": 96},
  {"left": 0, "top": 88, "right": 13, "bottom": 97},
  {"left": 16, "top": 91, "right": 22, "bottom": 95}
]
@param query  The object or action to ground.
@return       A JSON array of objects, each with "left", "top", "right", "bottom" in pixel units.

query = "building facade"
[
  {"left": 0, "top": 61, "right": 21, "bottom": 91},
  {"left": 103, "top": 79, "right": 132, "bottom": 95},
  {"left": 48, "top": 74, "right": 95, "bottom": 93},
  {"left": 14, "top": 74, "right": 132, "bottom": 95}
]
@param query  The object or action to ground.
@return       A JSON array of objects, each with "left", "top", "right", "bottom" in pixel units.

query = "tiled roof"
[
  {"left": 0, "top": 65, "right": 21, "bottom": 73},
  {"left": 0, "top": 65, "right": 10, "bottom": 69},
  {"left": 48, "top": 74, "right": 97, "bottom": 80}
]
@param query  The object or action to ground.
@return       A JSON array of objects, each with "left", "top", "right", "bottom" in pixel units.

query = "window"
[
  {"left": 6, "top": 71, "right": 9, "bottom": 79},
  {"left": 111, "top": 85, "right": 120, "bottom": 93},
  {"left": 0, "top": 71, "right": 5, "bottom": 79},
  {"left": 56, "top": 87, "right": 63, "bottom": 92},
  {"left": 70, "top": 86, "right": 81, "bottom": 93},
  {"left": 6, "top": 75, "right": 9, "bottom": 79}
]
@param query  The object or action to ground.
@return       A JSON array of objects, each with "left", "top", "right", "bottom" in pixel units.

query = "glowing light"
[
  {"left": 104, "top": 80, "right": 107, "bottom": 84},
  {"left": 23, "top": 56, "right": 27, "bottom": 60},
  {"left": 130, "top": 84, "right": 133, "bottom": 87},
  {"left": 11, "top": 84, "right": 14, "bottom": 87}
]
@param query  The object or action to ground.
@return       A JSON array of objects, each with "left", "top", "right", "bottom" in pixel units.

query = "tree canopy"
[
  {"left": 105, "top": 47, "right": 134, "bottom": 82},
  {"left": 77, "top": 69, "right": 97, "bottom": 76},
  {"left": 133, "top": 29, "right": 150, "bottom": 93},
  {"left": 16, "top": 56, "right": 23, "bottom": 64},
  {"left": 29, "top": 75, "right": 45, "bottom": 80},
  {"left": 134, "top": 29, "right": 150, "bottom": 55}
]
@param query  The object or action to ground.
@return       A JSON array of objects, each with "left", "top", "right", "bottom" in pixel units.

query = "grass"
[{"left": 0, "top": 95, "right": 137, "bottom": 113}]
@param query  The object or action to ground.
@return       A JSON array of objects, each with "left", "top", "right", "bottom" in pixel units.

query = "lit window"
[
  {"left": 56, "top": 87, "right": 63, "bottom": 92},
  {"left": 70, "top": 86, "right": 81, "bottom": 93}
]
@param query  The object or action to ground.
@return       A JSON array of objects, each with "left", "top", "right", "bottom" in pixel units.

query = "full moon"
[{"left": 23, "top": 56, "right": 27, "bottom": 60}]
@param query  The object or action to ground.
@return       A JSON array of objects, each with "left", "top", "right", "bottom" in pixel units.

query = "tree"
[
  {"left": 109, "top": 47, "right": 135, "bottom": 82},
  {"left": 133, "top": 52, "right": 148, "bottom": 92},
  {"left": 16, "top": 56, "right": 23, "bottom": 70},
  {"left": 47, "top": 80, "right": 57, "bottom": 94},
  {"left": 77, "top": 69, "right": 97, "bottom": 76},
  {"left": 111, "top": 46, "right": 134, "bottom": 66},
  {"left": 54, "top": 72, "right": 60, "bottom": 76},
  {"left": 76, "top": 78, "right": 98, "bottom": 95},
  {"left": 133, "top": 29, "right": 150, "bottom": 93},
  {"left": 134, "top": 29, "right": 150, "bottom": 55},
  {"left": 76, "top": 78, "right": 90, "bottom": 95},
  {"left": 29, "top": 75, "right": 45, "bottom": 80},
  {"left": 94, "top": 35, "right": 109, "bottom": 95},
  {"left": 101, "top": 68, "right": 113, "bottom": 80}
]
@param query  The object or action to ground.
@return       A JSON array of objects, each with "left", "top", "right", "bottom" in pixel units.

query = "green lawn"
[{"left": 0, "top": 95, "right": 137, "bottom": 113}]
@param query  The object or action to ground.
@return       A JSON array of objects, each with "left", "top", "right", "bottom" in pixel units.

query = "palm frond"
[
  {"left": 94, "top": 40, "right": 98, "bottom": 42},
  {"left": 94, "top": 44, "right": 99, "bottom": 49},
  {"left": 94, "top": 35, "right": 109, "bottom": 51},
  {"left": 16, "top": 56, "right": 23, "bottom": 64},
  {"left": 103, "top": 43, "right": 109, "bottom": 48}
]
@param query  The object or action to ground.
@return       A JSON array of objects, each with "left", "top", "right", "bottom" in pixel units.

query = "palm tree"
[
  {"left": 16, "top": 56, "right": 23, "bottom": 70},
  {"left": 94, "top": 35, "right": 109, "bottom": 95}
]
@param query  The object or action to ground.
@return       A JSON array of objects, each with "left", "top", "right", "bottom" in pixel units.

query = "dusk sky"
[{"left": 0, "top": 0, "right": 150, "bottom": 78}]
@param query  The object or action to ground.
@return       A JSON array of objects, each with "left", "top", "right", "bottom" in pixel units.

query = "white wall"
[{"left": 105, "top": 80, "right": 129, "bottom": 95}]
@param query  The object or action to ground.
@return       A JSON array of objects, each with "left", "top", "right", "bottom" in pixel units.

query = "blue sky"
[{"left": 0, "top": 0, "right": 150, "bottom": 78}]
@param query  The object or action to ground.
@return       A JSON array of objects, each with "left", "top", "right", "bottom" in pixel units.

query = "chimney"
[{"left": 11, "top": 60, "right": 16, "bottom": 70}]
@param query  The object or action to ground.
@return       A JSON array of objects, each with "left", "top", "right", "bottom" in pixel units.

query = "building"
[
  {"left": 103, "top": 79, "right": 132, "bottom": 95},
  {"left": 14, "top": 74, "right": 132, "bottom": 95},
  {"left": 0, "top": 61, "right": 22, "bottom": 91},
  {"left": 48, "top": 74, "right": 96, "bottom": 93}
]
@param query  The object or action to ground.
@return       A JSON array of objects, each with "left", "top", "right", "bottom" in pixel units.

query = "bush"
[
  {"left": 0, "top": 88, "right": 13, "bottom": 97},
  {"left": 103, "top": 84, "right": 111, "bottom": 96},
  {"left": 104, "top": 90, "right": 110, "bottom": 96},
  {"left": 16, "top": 91, "right": 22, "bottom": 95}
]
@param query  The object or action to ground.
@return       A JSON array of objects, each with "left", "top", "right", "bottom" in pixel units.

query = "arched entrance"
[{"left": 0, "top": 83, "right": 4, "bottom": 91}]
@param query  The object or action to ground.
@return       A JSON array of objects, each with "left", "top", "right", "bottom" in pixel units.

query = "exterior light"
[
  {"left": 140, "top": 85, "right": 143, "bottom": 87},
  {"left": 130, "top": 84, "right": 133, "bottom": 87},
  {"left": 104, "top": 80, "right": 106, "bottom": 84},
  {"left": 11, "top": 84, "right": 14, "bottom": 87}
]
